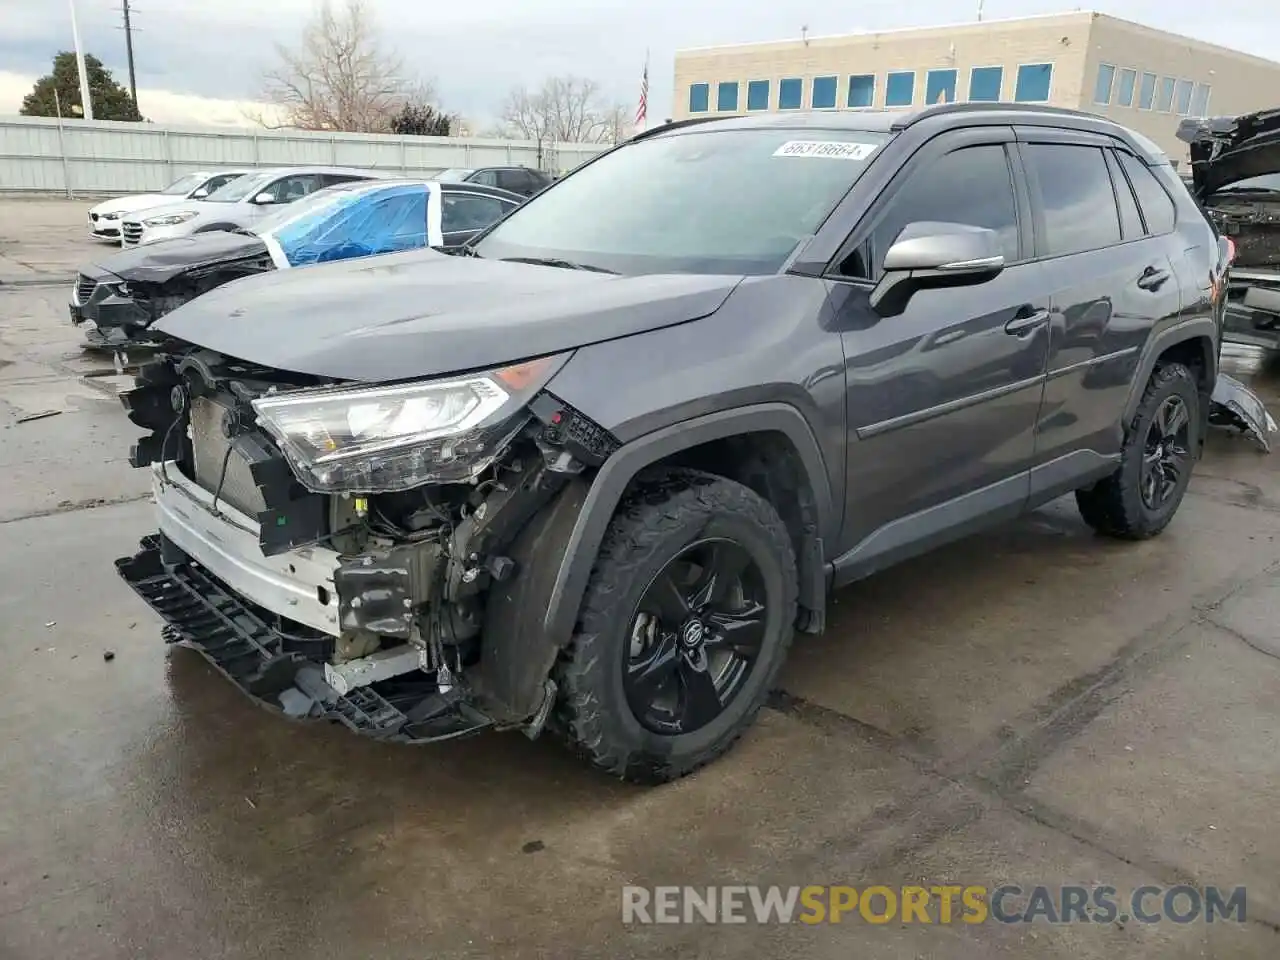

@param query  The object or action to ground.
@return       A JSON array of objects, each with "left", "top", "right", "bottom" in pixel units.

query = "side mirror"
[
  {"left": 253, "top": 192, "right": 277, "bottom": 205},
  {"left": 191, "top": 188, "right": 209, "bottom": 199},
  {"left": 869, "top": 221, "right": 1005, "bottom": 317}
]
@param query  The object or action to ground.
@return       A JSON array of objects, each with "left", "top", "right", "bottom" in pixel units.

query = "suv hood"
[
  {"left": 81, "top": 231, "right": 269, "bottom": 285},
  {"left": 153, "top": 248, "right": 742, "bottom": 382},
  {"left": 1177, "top": 108, "right": 1280, "bottom": 198}
]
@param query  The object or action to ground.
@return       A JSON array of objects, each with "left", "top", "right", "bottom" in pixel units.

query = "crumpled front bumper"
[
  {"left": 117, "top": 535, "right": 494, "bottom": 742},
  {"left": 70, "top": 283, "right": 157, "bottom": 349},
  {"left": 115, "top": 465, "right": 494, "bottom": 743}
]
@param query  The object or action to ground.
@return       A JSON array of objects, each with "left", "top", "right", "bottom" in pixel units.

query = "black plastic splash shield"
[{"left": 115, "top": 535, "right": 494, "bottom": 743}]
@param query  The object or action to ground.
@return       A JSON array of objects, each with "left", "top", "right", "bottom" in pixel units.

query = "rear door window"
[
  {"left": 1023, "top": 144, "right": 1121, "bottom": 256},
  {"left": 1117, "top": 152, "right": 1176, "bottom": 235}
]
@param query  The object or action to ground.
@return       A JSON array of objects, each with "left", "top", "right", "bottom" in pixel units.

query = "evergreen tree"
[{"left": 20, "top": 52, "right": 143, "bottom": 122}]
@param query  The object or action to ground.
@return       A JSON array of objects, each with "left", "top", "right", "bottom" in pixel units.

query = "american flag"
[{"left": 636, "top": 54, "right": 649, "bottom": 129}]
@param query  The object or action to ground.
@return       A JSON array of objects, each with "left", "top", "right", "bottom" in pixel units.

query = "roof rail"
[
  {"left": 629, "top": 116, "right": 727, "bottom": 142},
  {"left": 891, "top": 101, "right": 1104, "bottom": 131}
]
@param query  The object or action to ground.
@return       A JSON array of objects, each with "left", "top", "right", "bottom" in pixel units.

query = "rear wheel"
[
  {"left": 553, "top": 470, "right": 797, "bottom": 783},
  {"left": 1076, "top": 362, "right": 1200, "bottom": 539}
]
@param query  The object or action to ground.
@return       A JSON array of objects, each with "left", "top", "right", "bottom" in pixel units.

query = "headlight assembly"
[
  {"left": 143, "top": 211, "right": 198, "bottom": 226},
  {"left": 251, "top": 353, "right": 570, "bottom": 493},
  {"left": 101, "top": 211, "right": 120, "bottom": 220}
]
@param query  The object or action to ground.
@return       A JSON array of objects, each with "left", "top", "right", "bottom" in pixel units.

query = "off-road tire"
[
  {"left": 1075, "top": 362, "right": 1200, "bottom": 540},
  {"left": 553, "top": 469, "right": 798, "bottom": 784}
]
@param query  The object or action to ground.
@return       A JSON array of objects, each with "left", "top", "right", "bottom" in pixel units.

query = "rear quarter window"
[{"left": 1118, "top": 152, "right": 1176, "bottom": 235}]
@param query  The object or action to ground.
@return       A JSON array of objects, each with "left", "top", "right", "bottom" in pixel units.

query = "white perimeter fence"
[{"left": 0, "top": 116, "right": 610, "bottom": 197}]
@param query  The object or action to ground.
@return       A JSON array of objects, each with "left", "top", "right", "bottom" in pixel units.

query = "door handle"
[
  {"left": 1137, "top": 265, "right": 1170, "bottom": 291},
  {"left": 1004, "top": 308, "right": 1050, "bottom": 336}
]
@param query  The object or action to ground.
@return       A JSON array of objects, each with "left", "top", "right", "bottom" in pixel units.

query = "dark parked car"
[
  {"left": 71, "top": 179, "right": 523, "bottom": 350},
  {"left": 118, "top": 103, "right": 1243, "bottom": 783},
  {"left": 433, "top": 165, "right": 554, "bottom": 196},
  {"left": 1179, "top": 109, "right": 1280, "bottom": 351}
]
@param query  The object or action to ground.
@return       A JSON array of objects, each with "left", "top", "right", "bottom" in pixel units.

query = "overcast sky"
[{"left": 0, "top": 0, "right": 1274, "bottom": 126}]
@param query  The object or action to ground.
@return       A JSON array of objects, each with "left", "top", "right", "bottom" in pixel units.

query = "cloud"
[{"left": 0, "top": 71, "right": 286, "bottom": 127}]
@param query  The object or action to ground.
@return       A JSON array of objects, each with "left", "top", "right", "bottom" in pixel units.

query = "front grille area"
[
  {"left": 122, "top": 221, "right": 143, "bottom": 244},
  {"left": 189, "top": 396, "right": 268, "bottom": 517},
  {"left": 74, "top": 274, "right": 97, "bottom": 305}
]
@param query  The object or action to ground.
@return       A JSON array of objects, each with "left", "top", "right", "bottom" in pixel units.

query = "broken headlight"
[{"left": 251, "top": 353, "right": 569, "bottom": 493}]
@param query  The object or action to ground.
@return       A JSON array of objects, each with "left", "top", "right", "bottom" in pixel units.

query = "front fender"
[{"left": 477, "top": 403, "right": 833, "bottom": 723}]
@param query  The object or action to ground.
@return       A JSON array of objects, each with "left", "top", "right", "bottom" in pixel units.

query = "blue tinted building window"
[
  {"left": 1190, "top": 82, "right": 1211, "bottom": 115},
  {"left": 689, "top": 83, "right": 709, "bottom": 113},
  {"left": 717, "top": 81, "right": 739, "bottom": 111},
  {"left": 778, "top": 77, "right": 802, "bottom": 109},
  {"left": 746, "top": 79, "right": 770, "bottom": 110},
  {"left": 847, "top": 74, "right": 875, "bottom": 107},
  {"left": 1138, "top": 72, "right": 1156, "bottom": 109},
  {"left": 968, "top": 66, "right": 1002, "bottom": 101},
  {"left": 925, "top": 68, "right": 957, "bottom": 104},
  {"left": 1094, "top": 63, "right": 1115, "bottom": 104},
  {"left": 1014, "top": 63, "right": 1052, "bottom": 102},
  {"left": 1174, "top": 78, "right": 1193, "bottom": 114},
  {"left": 1117, "top": 68, "right": 1136, "bottom": 106},
  {"left": 812, "top": 75, "right": 838, "bottom": 109},
  {"left": 1156, "top": 76, "right": 1176, "bottom": 112},
  {"left": 885, "top": 71, "right": 915, "bottom": 107}
]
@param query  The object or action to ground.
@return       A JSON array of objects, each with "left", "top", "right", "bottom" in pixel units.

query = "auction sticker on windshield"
[{"left": 773, "top": 140, "right": 878, "bottom": 159}]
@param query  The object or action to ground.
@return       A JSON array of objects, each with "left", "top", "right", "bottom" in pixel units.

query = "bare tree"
[
  {"left": 256, "top": 0, "right": 418, "bottom": 132},
  {"left": 499, "top": 75, "right": 629, "bottom": 145}
]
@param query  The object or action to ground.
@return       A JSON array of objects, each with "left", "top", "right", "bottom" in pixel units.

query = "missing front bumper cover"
[{"left": 116, "top": 535, "right": 494, "bottom": 743}]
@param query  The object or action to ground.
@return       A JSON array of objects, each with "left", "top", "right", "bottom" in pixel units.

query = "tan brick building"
[{"left": 671, "top": 11, "right": 1280, "bottom": 165}]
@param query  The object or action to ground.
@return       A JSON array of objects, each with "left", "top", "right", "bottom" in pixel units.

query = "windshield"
[
  {"left": 258, "top": 182, "right": 429, "bottom": 266},
  {"left": 251, "top": 183, "right": 369, "bottom": 234},
  {"left": 206, "top": 171, "right": 276, "bottom": 203},
  {"left": 472, "top": 127, "right": 888, "bottom": 274},
  {"left": 161, "top": 173, "right": 205, "bottom": 196},
  {"left": 434, "top": 168, "right": 473, "bottom": 182},
  {"left": 1215, "top": 172, "right": 1280, "bottom": 195}
]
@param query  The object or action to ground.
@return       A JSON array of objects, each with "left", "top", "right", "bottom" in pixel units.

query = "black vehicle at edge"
[{"left": 116, "top": 103, "right": 1231, "bottom": 783}]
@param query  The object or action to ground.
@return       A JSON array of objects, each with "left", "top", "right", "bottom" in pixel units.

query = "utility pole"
[
  {"left": 122, "top": 0, "right": 138, "bottom": 110},
  {"left": 69, "top": 0, "right": 94, "bottom": 120}
]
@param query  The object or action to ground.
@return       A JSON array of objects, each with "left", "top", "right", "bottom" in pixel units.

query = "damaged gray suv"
[{"left": 117, "top": 103, "right": 1232, "bottom": 783}]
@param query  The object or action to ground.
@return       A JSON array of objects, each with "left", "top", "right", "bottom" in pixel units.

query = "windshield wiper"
[{"left": 499, "top": 255, "right": 618, "bottom": 275}]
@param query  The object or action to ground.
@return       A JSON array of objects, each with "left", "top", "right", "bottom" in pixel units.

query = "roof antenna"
[
  {"left": 976, "top": 0, "right": 984, "bottom": 21},
  {"left": 802, "top": 24, "right": 810, "bottom": 46}
]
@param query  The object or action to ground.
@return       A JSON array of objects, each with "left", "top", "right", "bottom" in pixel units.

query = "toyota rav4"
[{"left": 116, "top": 103, "right": 1232, "bottom": 783}]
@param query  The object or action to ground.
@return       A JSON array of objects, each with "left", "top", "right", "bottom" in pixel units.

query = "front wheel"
[
  {"left": 1076, "top": 362, "right": 1201, "bottom": 539},
  {"left": 553, "top": 470, "right": 798, "bottom": 783}
]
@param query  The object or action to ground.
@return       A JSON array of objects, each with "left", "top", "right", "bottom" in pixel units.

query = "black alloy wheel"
[
  {"left": 553, "top": 470, "right": 799, "bottom": 783},
  {"left": 1140, "top": 395, "right": 1191, "bottom": 510},
  {"left": 623, "top": 538, "right": 767, "bottom": 735}
]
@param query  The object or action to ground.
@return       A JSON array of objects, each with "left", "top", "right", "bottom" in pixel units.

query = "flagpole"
[
  {"left": 636, "top": 50, "right": 649, "bottom": 134},
  {"left": 69, "top": 0, "right": 94, "bottom": 120}
]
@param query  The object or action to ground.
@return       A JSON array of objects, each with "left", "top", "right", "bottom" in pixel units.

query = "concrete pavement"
[{"left": 0, "top": 199, "right": 1278, "bottom": 959}]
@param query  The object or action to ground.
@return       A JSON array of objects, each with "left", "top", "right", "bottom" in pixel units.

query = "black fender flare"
[
  {"left": 476, "top": 402, "right": 834, "bottom": 723},
  {"left": 1122, "top": 317, "right": 1218, "bottom": 424},
  {"left": 545, "top": 402, "right": 833, "bottom": 649}
]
